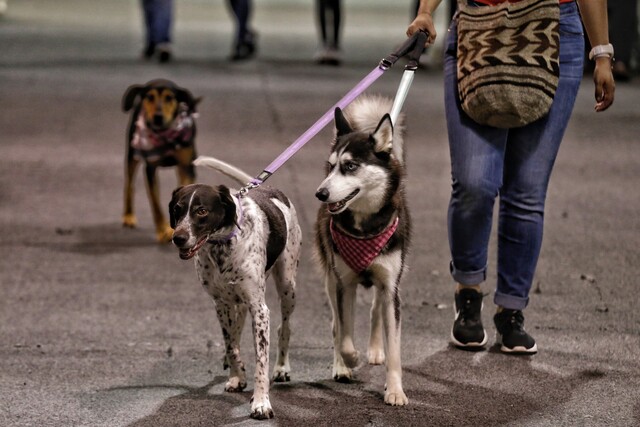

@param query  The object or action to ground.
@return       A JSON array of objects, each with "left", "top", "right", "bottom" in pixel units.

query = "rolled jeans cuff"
[
  {"left": 494, "top": 291, "right": 529, "bottom": 311},
  {"left": 450, "top": 261, "right": 486, "bottom": 285}
]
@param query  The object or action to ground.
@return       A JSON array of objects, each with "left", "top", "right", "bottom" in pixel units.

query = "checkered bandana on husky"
[{"left": 330, "top": 217, "right": 399, "bottom": 273}]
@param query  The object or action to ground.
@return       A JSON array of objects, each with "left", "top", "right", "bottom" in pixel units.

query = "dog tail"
[{"left": 193, "top": 156, "right": 253, "bottom": 186}]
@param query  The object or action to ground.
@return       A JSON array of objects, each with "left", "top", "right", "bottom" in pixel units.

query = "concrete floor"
[{"left": 1, "top": 1, "right": 639, "bottom": 426}]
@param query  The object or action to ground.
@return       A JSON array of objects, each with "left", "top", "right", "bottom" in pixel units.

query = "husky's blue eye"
[{"left": 344, "top": 161, "right": 358, "bottom": 172}]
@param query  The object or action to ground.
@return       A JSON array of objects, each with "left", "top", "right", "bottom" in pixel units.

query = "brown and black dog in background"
[{"left": 122, "top": 79, "right": 200, "bottom": 242}]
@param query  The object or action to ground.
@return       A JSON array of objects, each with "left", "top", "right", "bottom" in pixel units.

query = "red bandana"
[{"left": 330, "top": 217, "right": 399, "bottom": 273}]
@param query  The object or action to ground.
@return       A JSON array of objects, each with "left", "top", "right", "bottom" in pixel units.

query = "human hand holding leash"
[{"left": 407, "top": 0, "right": 441, "bottom": 46}]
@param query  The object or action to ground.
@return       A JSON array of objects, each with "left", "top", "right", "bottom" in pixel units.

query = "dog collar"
[
  {"left": 208, "top": 196, "right": 244, "bottom": 243},
  {"left": 330, "top": 217, "right": 399, "bottom": 273}
]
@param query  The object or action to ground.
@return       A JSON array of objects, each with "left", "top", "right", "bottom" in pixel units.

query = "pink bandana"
[
  {"left": 330, "top": 217, "right": 399, "bottom": 273},
  {"left": 131, "top": 103, "right": 195, "bottom": 163}
]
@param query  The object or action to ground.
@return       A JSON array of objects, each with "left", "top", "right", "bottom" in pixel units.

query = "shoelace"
[
  {"left": 460, "top": 292, "right": 484, "bottom": 321},
  {"left": 506, "top": 310, "right": 525, "bottom": 331}
]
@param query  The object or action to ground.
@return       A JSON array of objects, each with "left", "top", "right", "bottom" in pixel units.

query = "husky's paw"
[
  {"left": 340, "top": 349, "right": 360, "bottom": 368},
  {"left": 368, "top": 347, "right": 385, "bottom": 365},
  {"left": 224, "top": 377, "right": 247, "bottom": 392},
  {"left": 272, "top": 368, "right": 291, "bottom": 382},
  {"left": 332, "top": 364, "right": 353, "bottom": 383},
  {"left": 384, "top": 387, "right": 408, "bottom": 406},
  {"left": 250, "top": 396, "right": 274, "bottom": 420}
]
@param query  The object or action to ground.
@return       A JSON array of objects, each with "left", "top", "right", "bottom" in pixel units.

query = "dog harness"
[
  {"left": 131, "top": 103, "right": 196, "bottom": 163},
  {"left": 330, "top": 217, "right": 399, "bottom": 274}
]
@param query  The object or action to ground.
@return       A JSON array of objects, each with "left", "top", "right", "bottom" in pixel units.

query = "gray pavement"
[{"left": 1, "top": 1, "right": 639, "bottom": 426}]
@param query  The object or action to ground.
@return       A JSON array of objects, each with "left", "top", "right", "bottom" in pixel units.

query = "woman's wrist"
[{"left": 589, "top": 43, "right": 614, "bottom": 61}]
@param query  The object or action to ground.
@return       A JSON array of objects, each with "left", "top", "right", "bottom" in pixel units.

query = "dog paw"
[
  {"left": 384, "top": 388, "right": 408, "bottom": 406},
  {"left": 272, "top": 369, "right": 291, "bottom": 383},
  {"left": 341, "top": 349, "right": 360, "bottom": 368},
  {"left": 122, "top": 214, "right": 137, "bottom": 228},
  {"left": 224, "top": 377, "right": 247, "bottom": 392},
  {"left": 155, "top": 225, "right": 173, "bottom": 243},
  {"left": 332, "top": 365, "right": 353, "bottom": 383},
  {"left": 368, "top": 348, "right": 385, "bottom": 365},
  {"left": 250, "top": 398, "right": 274, "bottom": 420}
]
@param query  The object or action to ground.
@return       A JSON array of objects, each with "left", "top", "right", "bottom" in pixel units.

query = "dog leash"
[{"left": 237, "top": 31, "right": 428, "bottom": 197}]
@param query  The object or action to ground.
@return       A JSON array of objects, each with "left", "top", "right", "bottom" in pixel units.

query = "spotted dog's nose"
[
  {"left": 172, "top": 231, "right": 188, "bottom": 247},
  {"left": 316, "top": 188, "right": 329, "bottom": 202}
]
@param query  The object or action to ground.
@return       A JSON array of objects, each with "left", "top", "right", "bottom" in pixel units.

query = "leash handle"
[
  {"left": 380, "top": 30, "right": 428, "bottom": 69},
  {"left": 389, "top": 31, "right": 429, "bottom": 124},
  {"left": 405, "top": 31, "right": 428, "bottom": 70}
]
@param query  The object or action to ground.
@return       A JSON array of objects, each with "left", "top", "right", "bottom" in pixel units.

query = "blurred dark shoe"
[
  {"left": 313, "top": 45, "right": 342, "bottom": 66},
  {"left": 143, "top": 43, "right": 156, "bottom": 60},
  {"left": 230, "top": 31, "right": 256, "bottom": 61},
  {"left": 157, "top": 43, "right": 172, "bottom": 63}
]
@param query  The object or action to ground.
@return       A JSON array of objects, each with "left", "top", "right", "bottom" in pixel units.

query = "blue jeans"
[
  {"left": 443, "top": 2, "right": 584, "bottom": 310},
  {"left": 141, "top": 0, "right": 172, "bottom": 46}
]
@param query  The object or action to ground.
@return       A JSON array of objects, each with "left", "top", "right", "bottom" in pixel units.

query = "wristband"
[{"left": 589, "top": 43, "right": 614, "bottom": 61}]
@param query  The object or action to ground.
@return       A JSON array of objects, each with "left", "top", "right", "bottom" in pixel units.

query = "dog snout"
[
  {"left": 172, "top": 230, "right": 189, "bottom": 247},
  {"left": 153, "top": 114, "right": 165, "bottom": 127},
  {"left": 316, "top": 188, "right": 330, "bottom": 202}
]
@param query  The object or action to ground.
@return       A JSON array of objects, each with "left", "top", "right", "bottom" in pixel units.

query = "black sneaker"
[
  {"left": 494, "top": 309, "right": 538, "bottom": 354},
  {"left": 142, "top": 43, "right": 156, "bottom": 60},
  {"left": 451, "top": 288, "right": 488, "bottom": 349}
]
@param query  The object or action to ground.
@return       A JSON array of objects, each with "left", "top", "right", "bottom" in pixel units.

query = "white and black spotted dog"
[
  {"left": 314, "top": 95, "right": 411, "bottom": 406},
  {"left": 169, "top": 156, "right": 302, "bottom": 420}
]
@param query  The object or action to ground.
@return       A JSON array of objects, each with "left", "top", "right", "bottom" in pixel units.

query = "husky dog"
[{"left": 314, "top": 95, "right": 411, "bottom": 406}]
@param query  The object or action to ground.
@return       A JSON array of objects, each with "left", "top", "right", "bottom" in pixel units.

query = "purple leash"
[{"left": 238, "top": 31, "right": 428, "bottom": 197}]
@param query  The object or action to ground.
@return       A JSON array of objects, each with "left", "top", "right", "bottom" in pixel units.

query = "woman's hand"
[
  {"left": 593, "top": 57, "right": 615, "bottom": 112},
  {"left": 407, "top": 12, "right": 437, "bottom": 47}
]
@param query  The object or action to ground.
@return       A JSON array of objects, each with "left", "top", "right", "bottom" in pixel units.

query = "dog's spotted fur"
[{"left": 169, "top": 157, "right": 301, "bottom": 420}]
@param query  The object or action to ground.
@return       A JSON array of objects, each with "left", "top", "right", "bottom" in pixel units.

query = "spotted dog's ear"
[
  {"left": 217, "top": 185, "right": 238, "bottom": 225},
  {"left": 169, "top": 186, "right": 184, "bottom": 229},
  {"left": 122, "top": 84, "right": 146, "bottom": 112},
  {"left": 334, "top": 107, "right": 353, "bottom": 139}
]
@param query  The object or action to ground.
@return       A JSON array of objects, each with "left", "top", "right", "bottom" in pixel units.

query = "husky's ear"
[
  {"left": 334, "top": 107, "right": 353, "bottom": 137},
  {"left": 371, "top": 113, "right": 394, "bottom": 154}
]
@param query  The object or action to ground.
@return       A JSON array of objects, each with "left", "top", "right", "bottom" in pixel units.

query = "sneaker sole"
[
  {"left": 450, "top": 330, "right": 488, "bottom": 348},
  {"left": 496, "top": 333, "right": 538, "bottom": 354}
]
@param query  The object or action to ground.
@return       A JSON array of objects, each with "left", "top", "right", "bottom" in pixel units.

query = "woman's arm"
[
  {"left": 407, "top": 0, "right": 444, "bottom": 46},
  {"left": 576, "top": 0, "right": 615, "bottom": 112}
]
